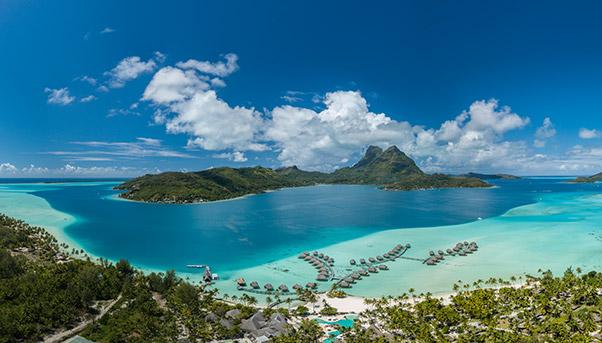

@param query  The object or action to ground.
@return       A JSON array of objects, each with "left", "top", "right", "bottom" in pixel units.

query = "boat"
[{"left": 186, "top": 264, "right": 205, "bottom": 268}]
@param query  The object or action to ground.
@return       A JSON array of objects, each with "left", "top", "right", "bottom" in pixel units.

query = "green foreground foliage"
[
  {"left": 340, "top": 269, "right": 602, "bottom": 342},
  {"left": 0, "top": 214, "right": 255, "bottom": 342}
]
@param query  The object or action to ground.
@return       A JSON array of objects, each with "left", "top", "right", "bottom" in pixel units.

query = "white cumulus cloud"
[
  {"left": 579, "top": 128, "right": 600, "bottom": 139},
  {"left": 44, "top": 87, "right": 75, "bottom": 105},
  {"left": 0, "top": 163, "right": 17, "bottom": 174},
  {"left": 176, "top": 53, "right": 239, "bottom": 77},
  {"left": 105, "top": 54, "right": 161, "bottom": 88},
  {"left": 213, "top": 151, "right": 248, "bottom": 162},
  {"left": 143, "top": 55, "right": 535, "bottom": 173},
  {"left": 534, "top": 117, "right": 556, "bottom": 148}
]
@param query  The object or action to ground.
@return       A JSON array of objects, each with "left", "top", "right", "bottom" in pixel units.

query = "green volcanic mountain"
[
  {"left": 332, "top": 146, "right": 424, "bottom": 183},
  {"left": 116, "top": 145, "right": 489, "bottom": 203}
]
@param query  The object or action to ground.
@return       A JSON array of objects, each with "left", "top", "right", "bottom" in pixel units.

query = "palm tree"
[{"left": 286, "top": 297, "right": 292, "bottom": 310}]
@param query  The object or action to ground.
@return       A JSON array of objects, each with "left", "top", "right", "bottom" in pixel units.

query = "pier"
[
  {"left": 423, "top": 241, "right": 479, "bottom": 265},
  {"left": 232, "top": 240, "right": 479, "bottom": 296}
]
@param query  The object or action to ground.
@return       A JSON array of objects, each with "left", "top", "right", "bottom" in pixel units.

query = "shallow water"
[{"left": 0, "top": 178, "right": 600, "bottom": 299}]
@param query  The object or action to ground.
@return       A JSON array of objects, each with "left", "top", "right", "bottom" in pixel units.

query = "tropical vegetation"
[{"left": 116, "top": 145, "right": 490, "bottom": 203}]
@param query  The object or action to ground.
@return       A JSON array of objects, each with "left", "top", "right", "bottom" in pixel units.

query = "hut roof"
[
  {"left": 278, "top": 284, "right": 289, "bottom": 292},
  {"left": 349, "top": 259, "right": 356, "bottom": 265},
  {"left": 378, "top": 264, "right": 388, "bottom": 270},
  {"left": 339, "top": 281, "right": 351, "bottom": 288},
  {"left": 292, "top": 284, "right": 302, "bottom": 290},
  {"left": 264, "top": 283, "right": 274, "bottom": 290},
  {"left": 360, "top": 258, "right": 366, "bottom": 264},
  {"left": 236, "top": 278, "right": 246, "bottom": 285},
  {"left": 306, "top": 282, "right": 317, "bottom": 288},
  {"left": 250, "top": 281, "right": 259, "bottom": 288}
]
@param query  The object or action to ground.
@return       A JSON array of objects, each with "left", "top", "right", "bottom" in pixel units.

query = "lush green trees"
[
  {"left": 0, "top": 214, "right": 255, "bottom": 343},
  {"left": 271, "top": 319, "right": 322, "bottom": 343},
  {"left": 344, "top": 269, "right": 602, "bottom": 342}
]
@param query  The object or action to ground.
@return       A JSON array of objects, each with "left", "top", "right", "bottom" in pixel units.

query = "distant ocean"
[{"left": 1, "top": 177, "right": 601, "bottom": 298}]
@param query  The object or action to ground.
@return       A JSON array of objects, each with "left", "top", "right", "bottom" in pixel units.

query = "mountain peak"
[
  {"left": 353, "top": 145, "right": 384, "bottom": 168},
  {"left": 339, "top": 145, "right": 424, "bottom": 183}
]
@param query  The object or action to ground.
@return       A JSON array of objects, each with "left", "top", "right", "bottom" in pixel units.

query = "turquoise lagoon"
[{"left": 0, "top": 178, "right": 601, "bottom": 299}]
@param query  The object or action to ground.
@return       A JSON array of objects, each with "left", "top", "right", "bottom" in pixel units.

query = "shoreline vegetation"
[
  {"left": 572, "top": 172, "right": 602, "bottom": 184},
  {"left": 115, "top": 145, "right": 492, "bottom": 204},
  {"left": 2, "top": 213, "right": 602, "bottom": 342}
]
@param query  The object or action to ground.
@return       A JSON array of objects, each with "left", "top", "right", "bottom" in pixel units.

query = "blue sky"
[{"left": 2, "top": 0, "right": 602, "bottom": 177}]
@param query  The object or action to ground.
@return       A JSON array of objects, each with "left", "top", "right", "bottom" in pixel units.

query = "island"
[
  {"left": 115, "top": 145, "right": 491, "bottom": 203},
  {"left": 571, "top": 172, "right": 602, "bottom": 183},
  {"left": 460, "top": 172, "right": 521, "bottom": 180}
]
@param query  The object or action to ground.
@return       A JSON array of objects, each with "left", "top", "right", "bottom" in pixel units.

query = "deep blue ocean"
[{"left": 9, "top": 177, "right": 596, "bottom": 275}]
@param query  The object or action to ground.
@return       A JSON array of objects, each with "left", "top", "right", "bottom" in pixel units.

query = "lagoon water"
[{"left": 0, "top": 178, "right": 601, "bottom": 299}]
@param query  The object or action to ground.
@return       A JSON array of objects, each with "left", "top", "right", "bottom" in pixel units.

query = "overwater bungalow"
[
  {"left": 463, "top": 241, "right": 468, "bottom": 246},
  {"left": 316, "top": 274, "right": 329, "bottom": 281},
  {"left": 304, "top": 255, "right": 313, "bottom": 261},
  {"left": 438, "top": 250, "right": 444, "bottom": 256},
  {"left": 298, "top": 253, "right": 307, "bottom": 259},
  {"left": 360, "top": 258, "right": 366, "bottom": 264},
  {"left": 459, "top": 251, "right": 467, "bottom": 256},
  {"left": 377, "top": 255, "right": 384, "bottom": 261},
  {"left": 339, "top": 281, "right": 351, "bottom": 288},
  {"left": 368, "top": 257, "right": 376, "bottom": 263},
  {"left": 368, "top": 267, "right": 378, "bottom": 273},
  {"left": 250, "top": 281, "right": 259, "bottom": 289},
  {"left": 378, "top": 264, "right": 388, "bottom": 270},
  {"left": 426, "top": 258, "right": 436, "bottom": 265},
  {"left": 429, "top": 251, "right": 435, "bottom": 256},
  {"left": 405, "top": 243, "right": 411, "bottom": 248},
  {"left": 264, "top": 283, "right": 274, "bottom": 291},
  {"left": 278, "top": 284, "right": 289, "bottom": 292},
  {"left": 318, "top": 253, "right": 324, "bottom": 258},
  {"left": 292, "top": 284, "right": 302, "bottom": 290},
  {"left": 359, "top": 269, "right": 369, "bottom": 276},
  {"left": 306, "top": 282, "right": 317, "bottom": 289},
  {"left": 313, "top": 251, "right": 319, "bottom": 256},
  {"left": 446, "top": 248, "right": 453, "bottom": 254},
  {"left": 396, "top": 244, "right": 403, "bottom": 249},
  {"left": 383, "top": 253, "right": 390, "bottom": 258},
  {"left": 351, "top": 272, "right": 361, "bottom": 279},
  {"left": 236, "top": 278, "right": 246, "bottom": 286},
  {"left": 344, "top": 277, "right": 354, "bottom": 283},
  {"left": 349, "top": 259, "right": 356, "bottom": 265}
]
